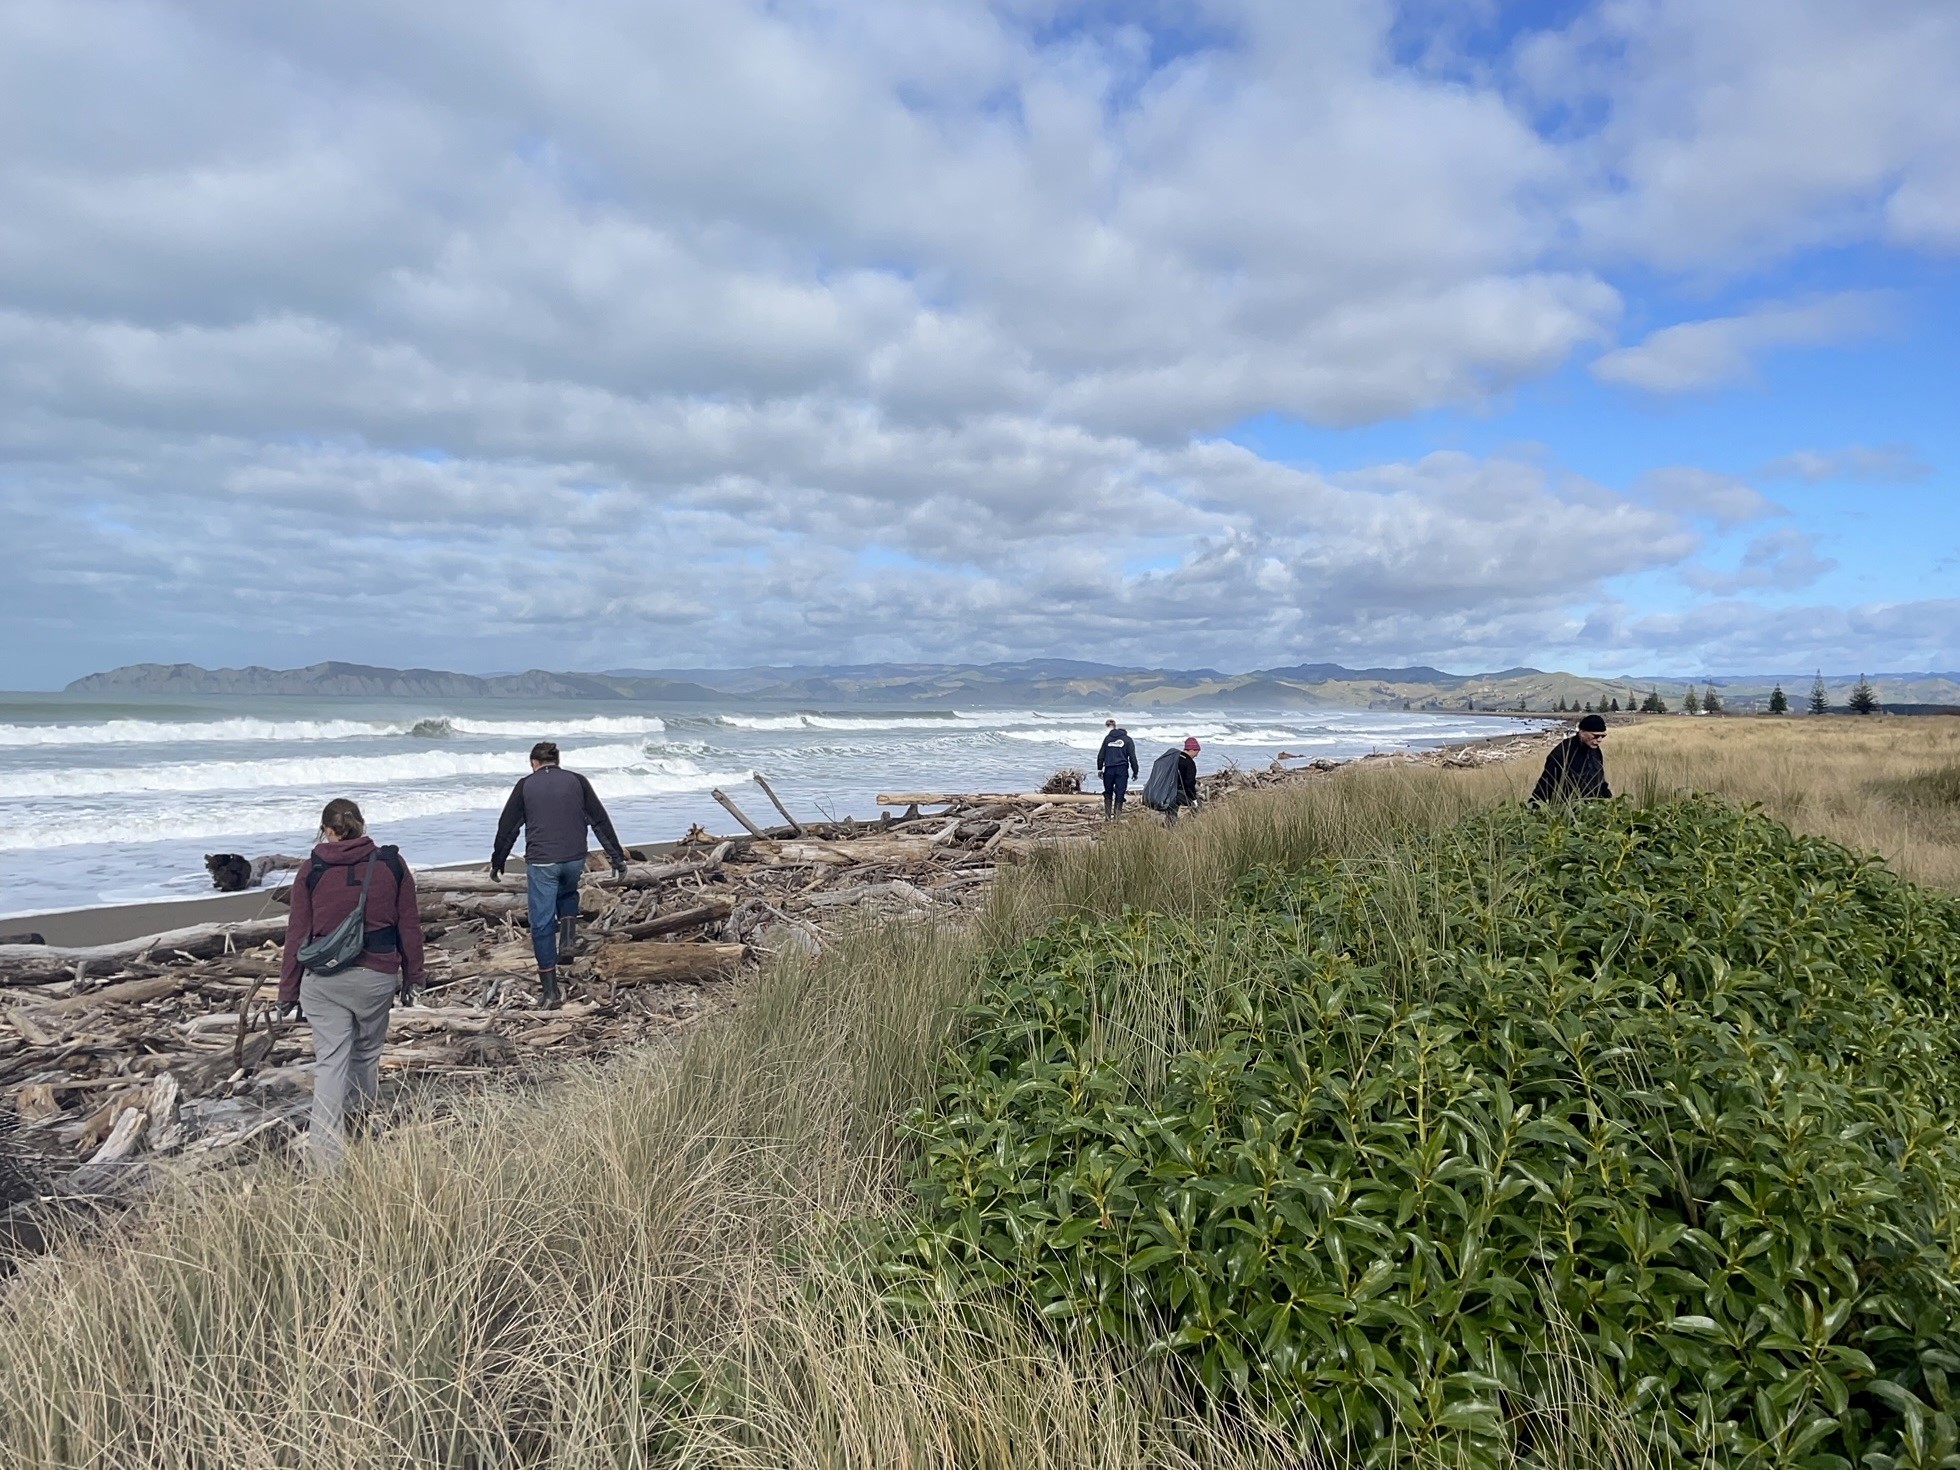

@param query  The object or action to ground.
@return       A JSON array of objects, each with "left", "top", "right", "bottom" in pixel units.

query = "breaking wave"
[
  {"left": 0, "top": 742, "right": 659, "bottom": 800},
  {"left": 0, "top": 713, "right": 666, "bottom": 748},
  {"left": 406, "top": 715, "right": 667, "bottom": 740},
  {"left": 716, "top": 712, "right": 972, "bottom": 732},
  {"left": 0, "top": 757, "right": 746, "bottom": 851}
]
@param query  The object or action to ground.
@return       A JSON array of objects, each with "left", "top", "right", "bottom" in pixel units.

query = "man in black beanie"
[{"left": 1530, "top": 713, "right": 1612, "bottom": 803}]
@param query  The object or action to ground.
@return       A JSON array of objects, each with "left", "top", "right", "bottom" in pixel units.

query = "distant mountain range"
[{"left": 61, "top": 660, "right": 1960, "bottom": 713}]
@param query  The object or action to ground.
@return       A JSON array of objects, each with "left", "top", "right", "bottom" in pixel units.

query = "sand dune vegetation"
[
  {"left": 4, "top": 719, "right": 1960, "bottom": 1468},
  {"left": 1609, "top": 714, "right": 1960, "bottom": 891}
]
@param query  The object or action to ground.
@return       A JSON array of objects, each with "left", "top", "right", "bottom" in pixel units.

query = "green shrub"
[{"left": 889, "top": 798, "right": 1960, "bottom": 1468}]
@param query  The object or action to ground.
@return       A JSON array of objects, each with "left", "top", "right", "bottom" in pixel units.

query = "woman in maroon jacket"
[{"left": 279, "top": 797, "right": 425, "bottom": 1167}]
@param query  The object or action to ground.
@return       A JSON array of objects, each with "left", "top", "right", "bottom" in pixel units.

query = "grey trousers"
[{"left": 299, "top": 967, "right": 397, "bottom": 1168}]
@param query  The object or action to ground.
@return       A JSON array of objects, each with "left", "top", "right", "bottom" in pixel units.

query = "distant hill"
[{"left": 64, "top": 660, "right": 1960, "bottom": 713}]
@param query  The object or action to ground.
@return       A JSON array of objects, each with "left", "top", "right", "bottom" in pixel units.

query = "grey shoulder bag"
[{"left": 296, "top": 854, "right": 378, "bottom": 977}]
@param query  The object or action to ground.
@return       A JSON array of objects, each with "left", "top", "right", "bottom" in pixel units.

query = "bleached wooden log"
[
  {"left": 30, "top": 972, "right": 200, "bottom": 1015},
  {"left": 85, "top": 1106, "right": 147, "bottom": 1168},
  {"left": 60, "top": 1103, "right": 160, "bottom": 1199},
  {"left": 876, "top": 792, "right": 1106, "bottom": 807},
  {"left": 147, "top": 1073, "right": 183, "bottom": 1152},
  {"left": 616, "top": 857, "right": 718, "bottom": 886},
  {"left": 401, "top": 871, "right": 519, "bottom": 895},
  {"left": 711, "top": 787, "right": 769, "bottom": 840},
  {"left": 803, "top": 880, "right": 933, "bottom": 909},
  {"left": 0, "top": 917, "right": 290, "bottom": 986},
  {"left": 393, "top": 1003, "right": 598, "bottom": 1026},
  {"left": 440, "top": 894, "right": 528, "bottom": 921},
  {"left": 752, "top": 773, "right": 804, "bottom": 836},
  {"left": 185, "top": 1003, "right": 602, "bottom": 1037},
  {"left": 615, "top": 896, "right": 735, "bottom": 940},
  {"left": 594, "top": 942, "right": 747, "bottom": 987},
  {"left": 420, "top": 857, "right": 715, "bottom": 901},
  {"left": 776, "top": 838, "right": 939, "bottom": 866}
]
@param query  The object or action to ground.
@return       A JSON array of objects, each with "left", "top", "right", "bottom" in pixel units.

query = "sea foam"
[
  {"left": 0, "top": 742, "right": 659, "bottom": 800},
  {"left": 0, "top": 713, "right": 666, "bottom": 748}
]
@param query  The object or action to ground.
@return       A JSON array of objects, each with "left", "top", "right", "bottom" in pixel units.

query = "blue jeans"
[{"left": 526, "top": 859, "right": 584, "bottom": 970}]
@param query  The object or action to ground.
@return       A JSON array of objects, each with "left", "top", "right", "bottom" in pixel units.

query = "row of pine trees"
[{"left": 1552, "top": 673, "right": 1881, "bottom": 716}]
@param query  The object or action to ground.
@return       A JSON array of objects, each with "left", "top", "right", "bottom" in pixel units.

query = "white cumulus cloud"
[{"left": 1591, "top": 294, "right": 1891, "bottom": 393}]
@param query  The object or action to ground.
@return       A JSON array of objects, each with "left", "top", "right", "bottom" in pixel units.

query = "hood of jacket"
[{"left": 312, "top": 835, "right": 377, "bottom": 866}]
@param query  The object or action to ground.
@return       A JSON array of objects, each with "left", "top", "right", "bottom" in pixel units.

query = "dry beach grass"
[
  {"left": 2, "top": 718, "right": 1956, "bottom": 1467},
  {"left": 1608, "top": 712, "right": 1960, "bottom": 891}
]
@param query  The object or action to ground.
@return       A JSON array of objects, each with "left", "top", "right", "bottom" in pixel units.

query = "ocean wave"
[
  {"left": 0, "top": 713, "right": 667, "bottom": 748},
  {"left": 0, "top": 759, "right": 747, "bottom": 851},
  {"left": 715, "top": 712, "right": 975, "bottom": 732},
  {"left": 0, "top": 742, "right": 659, "bottom": 799},
  {"left": 1002, "top": 722, "right": 1337, "bottom": 751},
  {"left": 409, "top": 715, "right": 667, "bottom": 739},
  {"left": 0, "top": 717, "right": 405, "bottom": 747}
]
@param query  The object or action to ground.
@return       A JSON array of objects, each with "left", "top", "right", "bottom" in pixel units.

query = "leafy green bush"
[{"left": 889, "top": 798, "right": 1960, "bottom": 1468}]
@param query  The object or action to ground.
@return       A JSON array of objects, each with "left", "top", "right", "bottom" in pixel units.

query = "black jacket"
[
  {"left": 493, "top": 765, "right": 627, "bottom": 868},
  {"left": 1530, "top": 735, "right": 1611, "bottom": 803},
  {"left": 1175, "top": 751, "right": 1198, "bottom": 802},
  {"left": 1097, "top": 727, "right": 1139, "bottom": 777}
]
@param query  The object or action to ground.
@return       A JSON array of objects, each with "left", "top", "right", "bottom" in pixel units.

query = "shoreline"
[
  {"left": 0, "top": 719, "right": 1564, "bottom": 1252},
  {"left": 6, "top": 717, "right": 1557, "bottom": 948},
  {"left": 8, "top": 718, "right": 1559, "bottom": 949}
]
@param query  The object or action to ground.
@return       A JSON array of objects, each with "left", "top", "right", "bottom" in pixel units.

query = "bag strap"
[
  {"left": 306, "top": 853, "right": 378, "bottom": 943},
  {"left": 306, "top": 848, "right": 401, "bottom": 893}
]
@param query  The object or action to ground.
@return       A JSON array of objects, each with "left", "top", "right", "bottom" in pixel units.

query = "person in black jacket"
[
  {"left": 491, "top": 741, "right": 628, "bottom": 1007},
  {"left": 1168, "top": 736, "right": 1201, "bottom": 823},
  {"left": 1530, "top": 714, "right": 1612, "bottom": 804},
  {"left": 1096, "top": 718, "right": 1140, "bottom": 817}
]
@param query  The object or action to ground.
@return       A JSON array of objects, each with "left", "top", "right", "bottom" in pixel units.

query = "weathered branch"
[
  {"left": 0, "top": 918, "right": 289, "bottom": 987},
  {"left": 711, "top": 787, "right": 769, "bottom": 840},
  {"left": 594, "top": 942, "right": 747, "bottom": 987},
  {"left": 875, "top": 791, "right": 1105, "bottom": 807},
  {"left": 615, "top": 896, "right": 736, "bottom": 941}
]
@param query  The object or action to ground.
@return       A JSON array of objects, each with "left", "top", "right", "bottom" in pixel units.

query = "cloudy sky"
[{"left": 3, "top": 0, "right": 1956, "bottom": 687}]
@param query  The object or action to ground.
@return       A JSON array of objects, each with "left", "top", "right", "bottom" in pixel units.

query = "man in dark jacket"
[
  {"left": 1530, "top": 713, "right": 1612, "bottom": 803},
  {"left": 491, "top": 741, "right": 628, "bottom": 1007},
  {"left": 1096, "top": 718, "right": 1140, "bottom": 817},
  {"left": 1145, "top": 736, "right": 1203, "bottom": 823},
  {"left": 1169, "top": 736, "right": 1201, "bottom": 823}
]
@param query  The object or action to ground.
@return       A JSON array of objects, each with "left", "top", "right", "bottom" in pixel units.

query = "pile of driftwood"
[
  {"left": 1, "top": 733, "right": 1561, "bottom": 1256},
  {"left": 0, "top": 779, "right": 1121, "bottom": 1245}
]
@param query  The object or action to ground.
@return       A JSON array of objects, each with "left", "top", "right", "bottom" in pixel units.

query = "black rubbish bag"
[{"left": 1141, "top": 749, "right": 1183, "bottom": 811}]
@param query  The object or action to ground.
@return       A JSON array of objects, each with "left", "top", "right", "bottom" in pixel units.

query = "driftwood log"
[
  {"left": 876, "top": 791, "right": 1106, "bottom": 807},
  {"left": 710, "top": 788, "right": 769, "bottom": 840},
  {"left": 752, "top": 774, "right": 804, "bottom": 836},
  {"left": 594, "top": 942, "right": 747, "bottom": 987},
  {"left": 0, "top": 918, "right": 290, "bottom": 986},
  {"left": 614, "top": 897, "right": 736, "bottom": 941}
]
